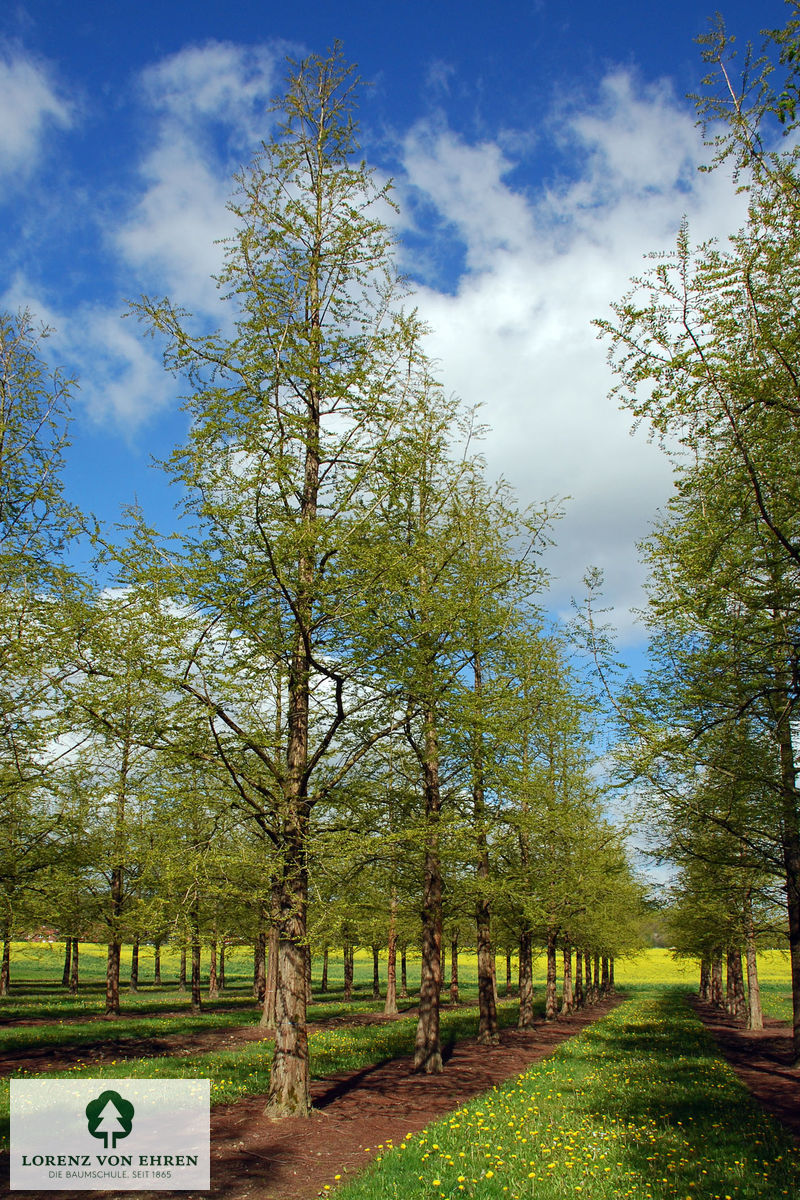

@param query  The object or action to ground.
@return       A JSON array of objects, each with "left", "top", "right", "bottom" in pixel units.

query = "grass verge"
[{"left": 331, "top": 987, "right": 800, "bottom": 1200}]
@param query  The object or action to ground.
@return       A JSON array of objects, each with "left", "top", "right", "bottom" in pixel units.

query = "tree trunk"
[
  {"left": 321, "top": 946, "right": 329, "bottom": 994},
  {"left": 69, "top": 939, "right": 79, "bottom": 994},
  {"left": 727, "top": 947, "right": 746, "bottom": 1019},
  {"left": 179, "top": 945, "right": 187, "bottom": 992},
  {"left": 699, "top": 954, "right": 710, "bottom": 1002},
  {"left": 593, "top": 952, "right": 601, "bottom": 999},
  {"left": 261, "top": 879, "right": 281, "bottom": 1029},
  {"left": 773, "top": 680, "right": 800, "bottom": 1064},
  {"left": 372, "top": 944, "right": 381, "bottom": 1000},
  {"left": 545, "top": 930, "right": 558, "bottom": 1020},
  {"left": 106, "top": 939, "right": 121, "bottom": 1017},
  {"left": 505, "top": 950, "right": 512, "bottom": 996},
  {"left": 518, "top": 929, "right": 534, "bottom": 1028},
  {"left": 305, "top": 943, "right": 312, "bottom": 1005},
  {"left": 473, "top": 650, "right": 498, "bottom": 1045},
  {"left": 400, "top": 944, "right": 408, "bottom": 998},
  {"left": 584, "top": 948, "right": 593, "bottom": 1002},
  {"left": 129, "top": 937, "right": 139, "bottom": 993},
  {"left": 574, "top": 948, "right": 584, "bottom": 1008},
  {"left": 476, "top": 898, "right": 498, "bottom": 1043},
  {"left": 253, "top": 931, "right": 267, "bottom": 1002},
  {"left": 609, "top": 956, "right": 615, "bottom": 991},
  {"left": 384, "top": 892, "right": 398, "bottom": 1017},
  {"left": 601, "top": 955, "right": 609, "bottom": 994},
  {"left": 343, "top": 943, "right": 353, "bottom": 1001},
  {"left": 414, "top": 705, "right": 444, "bottom": 1074},
  {"left": 190, "top": 913, "right": 202, "bottom": 1014},
  {"left": 744, "top": 894, "right": 763, "bottom": 1030},
  {"left": 264, "top": 827, "right": 311, "bottom": 1117},
  {"left": 450, "top": 932, "right": 459, "bottom": 1004},
  {"left": 0, "top": 921, "right": 11, "bottom": 996},
  {"left": 208, "top": 938, "right": 219, "bottom": 1000},
  {"left": 560, "top": 944, "right": 573, "bottom": 1015},
  {"left": 62, "top": 939, "right": 72, "bottom": 987},
  {"left": 710, "top": 949, "right": 723, "bottom": 1007},
  {"left": 219, "top": 940, "right": 225, "bottom": 990},
  {"left": 153, "top": 940, "right": 162, "bottom": 987}
]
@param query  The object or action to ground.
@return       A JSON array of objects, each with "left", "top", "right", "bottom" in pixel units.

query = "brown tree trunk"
[
  {"left": 190, "top": 913, "right": 202, "bottom": 1014},
  {"left": 518, "top": 929, "right": 534, "bottom": 1028},
  {"left": 560, "top": 944, "right": 574, "bottom": 1015},
  {"left": 153, "top": 940, "right": 162, "bottom": 987},
  {"left": 384, "top": 890, "right": 398, "bottom": 1016},
  {"left": 0, "top": 917, "right": 12, "bottom": 995},
  {"left": 179, "top": 945, "right": 187, "bottom": 992},
  {"left": 449, "top": 932, "right": 459, "bottom": 1004},
  {"left": 372, "top": 944, "right": 381, "bottom": 1000},
  {"left": 773, "top": 681, "right": 800, "bottom": 1064},
  {"left": 253, "top": 931, "right": 267, "bottom": 1002},
  {"left": 321, "top": 946, "right": 329, "bottom": 994},
  {"left": 545, "top": 930, "right": 558, "bottom": 1020},
  {"left": 593, "top": 952, "right": 601, "bottom": 999},
  {"left": 505, "top": 949, "right": 512, "bottom": 996},
  {"left": 601, "top": 955, "right": 609, "bottom": 994},
  {"left": 69, "top": 939, "right": 79, "bottom": 994},
  {"left": 699, "top": 954, "right": 711, "bottom": 1002},
  {"left": 473, "top": 651, "right": 498, "bottom": 1046},
  {"left": 129, "top": 937, "right": 139, "bottom": 993},
  {"left": 219, "top": 941, "right": 226, "bottom": 990},
  {"left": 744, "top": 896, "right": 763, "bottom": 1030},
  {"left": 106, "top": 939, "right": 121, "bottom": 1017},
  {"left": 414, "top": 706, "right": 444, "bottom": 1074},
  {"left": 584, "top": 948, "right": 593, "bottom": 1002},
  {"left": 727, "top": 947, "right": 746, "bottom": 1019},
  {"left": 400, "top": 944, "right": 408, "bottom": 998},
  {"left": 609, "top": 956, "right": 615, "bottom": 991},
  {"left": 710, "top": 949, "right": 723, "bottom": 1007},
  {"left": 343, "top": 943, "right": 354, "bottom": 1001},
  {"left": 264, "top": 829, "right": 311, "bottom": 1116},
  {"left": 62, "top": 939, "right": 72, "bottom": 987},
  {"left": 574, "top": 948, "right": 584, "bottom": 1008},
  {"left": 209, "top": 938, "right": 219, "bottom": 1000},
  {"left": 261, "top": 880, "right": 281, "bottom": 1028}
]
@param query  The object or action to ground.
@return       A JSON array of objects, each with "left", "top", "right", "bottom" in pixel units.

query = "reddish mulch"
[
  {"left": 0, "top": 997, "right": 622, "bottom": 1200},
  {"left": 691, "top": 997, "right": 800, "bottom": 1141}
]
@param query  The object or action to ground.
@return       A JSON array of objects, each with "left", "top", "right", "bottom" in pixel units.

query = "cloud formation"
[
  {"left": 398, "top": 72, "right": 749, "bottom": 638},
  {"left": 0, "top": 49, "right": 72, "bottom": 181}
]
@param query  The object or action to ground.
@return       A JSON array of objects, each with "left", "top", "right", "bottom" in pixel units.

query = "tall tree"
[{"left": 131, "top": 48, "right": 432, "bottom": 1115}]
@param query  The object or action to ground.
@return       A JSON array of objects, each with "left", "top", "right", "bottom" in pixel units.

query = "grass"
[{"left": 331, "top": 987, "right": 800, "bottom": 1200}]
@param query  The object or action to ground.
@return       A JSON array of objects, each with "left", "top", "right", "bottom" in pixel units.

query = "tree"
[{"left": 130, "top": 47, "right": 433, "bottom": 1115}]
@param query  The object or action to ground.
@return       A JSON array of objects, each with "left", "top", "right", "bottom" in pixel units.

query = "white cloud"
[
  {"left": 116, "top": 41, "right": 286, "bottom": 311},
  {"left": 1, "top": 275, "right": 174, "bottom": 430},
  {"left": 399, "top": 72, "right": 749, "bottom": 644},
  {"left": 0, "top": 50, "right": 71, "bottom": 180}
]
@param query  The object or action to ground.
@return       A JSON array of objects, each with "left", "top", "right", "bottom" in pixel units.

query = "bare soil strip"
[{"left": 690, "top": 997, "right": 800, "bottom": 1141}]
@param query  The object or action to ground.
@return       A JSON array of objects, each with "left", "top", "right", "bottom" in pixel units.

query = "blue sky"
[{"left": 1, "top": 0, "right": 789, "bottom": 650}]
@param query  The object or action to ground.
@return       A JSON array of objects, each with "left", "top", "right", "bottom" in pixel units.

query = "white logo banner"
[{"left": 10, "top": 1079, "right": 210, "bottom": 1191}]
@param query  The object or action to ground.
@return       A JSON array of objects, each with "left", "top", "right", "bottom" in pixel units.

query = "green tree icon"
[{"left": 86, "top": 1090, "right": 135, "bottom": 1149}]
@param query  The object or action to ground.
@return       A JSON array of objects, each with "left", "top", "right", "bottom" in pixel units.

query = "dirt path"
[{"left": 691, "top": 997, "right": 800, "bottom": 1140}]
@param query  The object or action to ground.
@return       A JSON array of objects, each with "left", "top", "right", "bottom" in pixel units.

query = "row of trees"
[
  {"left": 596, "top": 12, "right": 800, "bottom": 1061},
  {"left": 0, "top": 48, "right": 644, "bottom": 1118}
]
